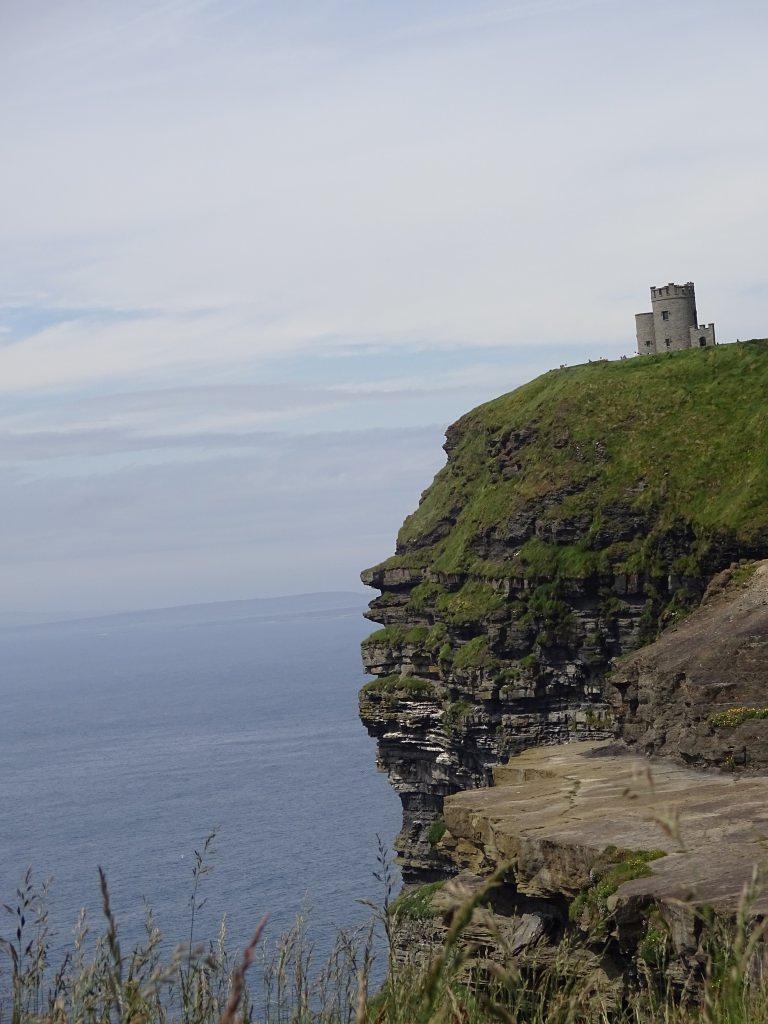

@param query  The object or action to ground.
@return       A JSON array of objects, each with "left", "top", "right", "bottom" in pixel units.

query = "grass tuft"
[
  {"left": 380, "top": 341, "right": 768, "bottom": 583},
  {"left": 360, "top": 675, "right": 437, "bottom": 701},
  {"left": 5, "top": 846, "right": 768, "bottom": 1022},
  {"left": 389, "top": 881, "right": 446, "bottom": 921}
]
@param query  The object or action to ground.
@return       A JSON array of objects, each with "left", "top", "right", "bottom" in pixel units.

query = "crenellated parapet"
[{"left": 635, "top": 281, "right": 716, "bottom": 354}]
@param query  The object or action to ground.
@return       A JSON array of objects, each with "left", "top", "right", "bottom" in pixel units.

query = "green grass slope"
[{"left": 380, "top": 340, "right": 768, "bottom": 581}]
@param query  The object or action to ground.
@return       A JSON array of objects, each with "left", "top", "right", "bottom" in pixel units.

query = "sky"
[{"left": 1, "top": 0, "right": 768, "bottom": 619}]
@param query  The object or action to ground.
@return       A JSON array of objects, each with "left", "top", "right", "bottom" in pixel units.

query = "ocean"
[{"left": 0, "top": 592, "right": 400, "bottom": 971}]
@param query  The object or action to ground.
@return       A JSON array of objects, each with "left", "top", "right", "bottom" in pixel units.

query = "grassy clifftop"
[{"left": 382, "top": 340, "right": 768, "bottom": 580}]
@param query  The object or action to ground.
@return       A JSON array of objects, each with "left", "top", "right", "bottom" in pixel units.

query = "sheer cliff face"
[
  {"left": 610, "top": 560, "right": 768, "bottom": 770},
  {"left": 358, "top": 343, "right": 768, "bottom": 882}
]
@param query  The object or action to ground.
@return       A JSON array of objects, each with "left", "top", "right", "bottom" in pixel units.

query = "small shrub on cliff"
[
  {"left": 362, "top": 625, "right": 430, "bottom": 649},
  {"left": 423, "top": 622, "right": 448, "bottom": 652},
  {"left": 637, "top": 909, "right": 670, "bottom": 969},
  {"left": 519, "top": 582, "right": 577, "bottom": 648},
  {"left": 437, "top": 642, "right": 453, "bottom": 665},
  {"left": 519, "top": 538, "right": 605, "bottom": 580},
  {"left": 709, "top": 705, "right": 768, "bottom": 728},
  {"left": 635, "top": 583, "right": 666, "bottom": 645},
  {"left": 658, "top": 585, "right": 700, "bottom": 629},
  {"left": 599, "top": 593, "right": 629, "bottom": 620},
  {"left": 360, "top": 675, "right": 436, "bottom": 701},
  {"left": 389, "top": 880, "right": 445, "bottom": 921},
  {"left": 583, "top": 707, "right": 610, "bottom": 731},
  {"left": 569, "top": 847, "right": 666, "bottom": 933},
  {"left": 436, "top": 581, "right": 505, "bottom": 628},
  {"left": 442, "top": 700, "right": 472, "bottom": 732},
  {"left": 407, "top": 580, "right": 446, "bottom": 613},
  {"left": 729, "top": 560, "right": 759, "bottom": 589},
  {"left": 453, "top": 636, "right": 494, "bottom": 671},
  {"left": 426, "top": 818, "right": 447, "bottom": 847}
]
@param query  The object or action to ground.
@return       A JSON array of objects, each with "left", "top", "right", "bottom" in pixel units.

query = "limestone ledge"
[{"left": 394, "top": 740, "right": 768, "bottom": 990}]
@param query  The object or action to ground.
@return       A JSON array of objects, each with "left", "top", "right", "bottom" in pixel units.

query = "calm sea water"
[{"left": 0, "top": 593, "right": 400, "bottom": 967}]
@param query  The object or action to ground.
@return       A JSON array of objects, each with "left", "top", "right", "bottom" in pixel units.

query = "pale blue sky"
[{"left": 1, "top": 0, "right": 767, "bottom": 617}]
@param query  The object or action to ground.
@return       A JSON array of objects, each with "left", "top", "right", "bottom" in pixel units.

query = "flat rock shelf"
[
  {"left": 443, "top": 740, "right": 768, "bottom": 914},
  {"left": 389, "top": 741, "right": 768, "bottom": 992}
]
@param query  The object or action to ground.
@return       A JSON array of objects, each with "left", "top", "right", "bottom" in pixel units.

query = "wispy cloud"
[{"left": 1, "top": 0, "right": 767, "bottom": 611}]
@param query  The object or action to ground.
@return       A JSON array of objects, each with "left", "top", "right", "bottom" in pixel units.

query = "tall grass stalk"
[{"left": 3, "top": 855, "right": 768, "bottom": 1023}]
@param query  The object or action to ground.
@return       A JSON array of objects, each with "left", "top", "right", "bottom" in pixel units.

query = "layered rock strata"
[
  {"left": 610, "top": 559, "right": 768, "bottom": 770},
  {"left": 359, "top": 345, "right": 768, "bottom": 882},
  {"left": 395, "top": 741, "right": 768, "bottom": 990},
  {"left": 359, "top": 560, "right": 636, "bottom": 881}
]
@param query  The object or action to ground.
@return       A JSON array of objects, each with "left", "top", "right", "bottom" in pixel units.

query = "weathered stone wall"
[
  {"left": 689, "top": 323, "right": 716, "bottom": 348},
  {"left": 635, "top": 311, "right": 655, "bottom": 354}
]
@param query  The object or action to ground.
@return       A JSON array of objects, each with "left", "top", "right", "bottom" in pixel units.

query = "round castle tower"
[
  {"left": 635, "top": 282, "right": 715, "bottom": 355},
  {"left": 651, "top": 282, "right": 697, "bottom": 351}
]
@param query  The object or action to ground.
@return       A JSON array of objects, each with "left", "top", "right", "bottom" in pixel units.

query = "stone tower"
[{"left": 635, "top": 282, "right": 716, "bottom": 355}]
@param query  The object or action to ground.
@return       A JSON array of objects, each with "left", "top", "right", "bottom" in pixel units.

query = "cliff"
[
  {"left": 359, "top": 340, "right": 768, "bottom": 883},
  {"left": 611, "top": 559, "right": 768, "bottom": 769}
]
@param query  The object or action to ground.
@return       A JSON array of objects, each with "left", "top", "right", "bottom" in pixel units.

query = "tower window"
[
  {"left": 665, "top": 339, "right": 671, "bottom": 348},
  {"left": 661, "top": 310, "right": 670, "bottom": 321},
  {"left": 699, "top": 337, "right": 707, "bottom": 347}
]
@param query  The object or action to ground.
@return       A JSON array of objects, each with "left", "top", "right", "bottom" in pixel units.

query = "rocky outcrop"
[
  {"left": 359, "top": 566, "right": 639, "bottom": 881},
  {"left": 610, "top": 560, "right": 768, "bottom": 771},
  {"left": 359, "top": 345, "right": 768, "bottom": 883},
  {"left": 392, "top": 741, "right": 768, "bottom": 992}
]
